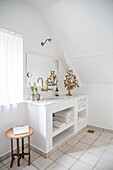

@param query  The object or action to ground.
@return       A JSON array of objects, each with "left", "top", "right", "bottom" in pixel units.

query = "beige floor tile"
[
  {"left": 49, "top": 150, "right": 63, "bottom": 161},
  {"left": 105, "top": 144, "right": 113, "bottom": 154},
  {"left": 0, "top": 166, "right": 8, "bottom": 170},
  {"left": 80, "top": 152, "right": 99, "bottom": 166},
  {"left": 0, "top": 163, "right": 3, "bottom": 168},
  {"left": 87, "top": 145, "right": 104, "bottom": 157},
  {"left": 56, "top": 154, "right": 76, "bottom": 169},
  {"left": 2, "top": 157, "right": 11, "bottom": 165},
  {"left": 58, "top": 144, "right": 71, "bottom": 153},
  {"left": 97, "top": 136, "right": 111, "bottom": 144},
  {"left": 46, "top": 162, "right": 68, "bottom": 170},
  {"left": 110, "top": 139, "right": 113, "bottom": 145},
  {"left": 75, "top": 141, "right": 90, "bottom": 151},
  {"left": 79, "top": 131, "right": 88, "bottom": 137},
  {"left": 94, "top": 130, "right": 102, "bottom": 135},
  {"left": 81, "top": 136, "right": 95, "bottom": 145},
  {"left": 67, "top": 138, "right": 78, "bottom": 146},
  {"left": 101, "top": 151, "right": 113, "bottom": 163},
  {"left": 32, "top": 156, "right": 53, "bottom": 170},
  {"left": 66, "top": 147, "right": 84, "bottom": 159},
  {"left": 74, "top": 135, "right": 84, "bottom": 141},
  {"left": 5, "top": 158, "right": 28, "bottom": 170},
  {"left": 101, "top": 132, "right": 113, "bottom": 138},
  {"left": 83, "top": 127, "right": 89, "bottom": 131},
  {"left": 96, "top": 158, "right": 113, "bottom": 170},
  {"left": 86, "top": 133, "right": 99, "bottom": 140},
  {"left": 92, "top": 140, "right": 108, "bottom": 148},
  {"left": 22, "top": 164, "right": 39, "bottom": 170},
  {"left": 24, "top": 149, "right": 40, "bottom": 162},
  {"left": 70, "top": 160, "right": 93, "bottom": 170}
]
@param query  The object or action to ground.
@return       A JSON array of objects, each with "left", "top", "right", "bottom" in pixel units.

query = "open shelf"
[
  {"left": 52, "top": 107, "right": 74, "bottom": 137},
  {"left": 77, "top": 109, "right": 86, "bottom": 129},
  {"left": 52, "top": 121, "right": 74, "bottom": 137},
  {"left": 78, "top": 97, "right": 87, "bottom": 110},
  {"left": 78, "top": 106, "right": 87, "bottom": 112},
  {"left": 53, "top": 126, "right": 74, "bottom": 148}
]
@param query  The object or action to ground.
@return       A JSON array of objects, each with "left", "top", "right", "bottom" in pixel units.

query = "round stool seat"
[{"left": 6, "top": 127, "right": 34, "bottom": 139}]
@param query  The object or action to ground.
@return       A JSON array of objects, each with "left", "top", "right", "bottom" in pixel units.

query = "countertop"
[{"left": 24, "top": 94, "right": 87, "bottom": 106}]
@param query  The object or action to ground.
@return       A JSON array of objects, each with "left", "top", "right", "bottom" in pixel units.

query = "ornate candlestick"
[
  {"left": 64, "top": 69, "right": 79, "bottom": 96},
  {"left": 47, "top": 70, "right": 58, "bottom": 86}
]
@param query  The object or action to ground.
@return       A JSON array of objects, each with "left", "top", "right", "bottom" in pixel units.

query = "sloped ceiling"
[
  {"left": 42, "top": 0, "right": 113, "bottom": 84},
  {"left": 23, "top": 0, "right": 113, "bottom": 84},
  {"left": 24, "top": 0, "right": 61, "bottom": 10},
  {"left": 72, "top": 55, "right": 113, "bottom": 84},
  {"left": 43, "top": 0, "right": 113, "bottom": 57}
]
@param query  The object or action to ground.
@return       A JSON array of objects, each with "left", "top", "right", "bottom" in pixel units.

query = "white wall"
[
  {"left": 0, "top": 103, "right": 28, "bottom": 156},
  {"left": 82, "top": 84, "right": 113, "bottom": 130},
  {"left": 43, "top": 0, "right": 113, "bottom": 57},
  {"left": 43, "top": 0, "right": 113, "bottom": 130},
  {"left": 0, "top": 0, "right": 57, "bottom": 57},
  {"left": 0, "top": 0, "right": 58, "bottom": 157},
  {"left": 72, "top": 55, "right": 113, "bottom": 130},
  {"left": 0, "top": 0, "right": 58, "bottom": 98}
]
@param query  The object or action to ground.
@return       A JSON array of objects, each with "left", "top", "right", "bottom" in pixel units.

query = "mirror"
[{"left": 27, "top": 53, "right": 59, "bottom": 87}]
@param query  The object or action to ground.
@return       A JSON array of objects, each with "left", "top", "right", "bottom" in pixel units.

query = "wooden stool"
[{"left": 5, "top": 127, "right": 34, "bottom": 168}]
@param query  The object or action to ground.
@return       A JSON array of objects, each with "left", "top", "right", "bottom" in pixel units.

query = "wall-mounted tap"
[
  {"left": 37, "top": 77, "right": 44, "bottom": 86},
  {"left": 41, "top": 77, "right": 53, "bottom": 91}
]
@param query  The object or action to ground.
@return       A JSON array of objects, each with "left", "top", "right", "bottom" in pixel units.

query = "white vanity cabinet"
[
  {"left": 26, "top": 95, "right": 88, "bottom": 154},
  {"left": 75, "top": 96, "right": 88, "bottom": 130}
]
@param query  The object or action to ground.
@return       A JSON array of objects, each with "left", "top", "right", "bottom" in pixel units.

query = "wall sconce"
[{"left": 41, "top": 38, "right": 52, "bottom": 46}]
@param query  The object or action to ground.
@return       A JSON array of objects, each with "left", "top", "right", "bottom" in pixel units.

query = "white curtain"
[{"left": 0, "top": 29, "right": 23, "bottom": 105}]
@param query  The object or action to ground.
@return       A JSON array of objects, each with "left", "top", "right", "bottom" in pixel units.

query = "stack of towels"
[{"left": 53, "top": 109, "right": 73, "bottom": 128}]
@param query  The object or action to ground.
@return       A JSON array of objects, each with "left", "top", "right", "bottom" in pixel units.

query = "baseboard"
[
  {"left": 87, "top": 124, "right": 113, "bottom": 133},
  {"left": 26, "top": 125, "right": 87, "bottom": 158}
]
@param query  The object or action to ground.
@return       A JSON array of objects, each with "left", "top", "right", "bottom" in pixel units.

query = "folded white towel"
[
  {"left": 13, "top": 125, "right": 29, "bottom": 135},
  {"left": 55, "top": 116, "right": 73, "bottom": 124},
  {"left": 53, "top": 120, "right": 65, "bottom": 128},
  {"left": 54, "top": 110, "right": 73, "bottom": 119}
]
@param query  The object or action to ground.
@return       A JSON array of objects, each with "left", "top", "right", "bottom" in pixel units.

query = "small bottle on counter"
[{"left": 55, "top": 86, "right": 59, "bottom": 96}]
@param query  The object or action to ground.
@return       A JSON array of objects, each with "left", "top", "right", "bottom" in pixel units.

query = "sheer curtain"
[{"left": 0, "top": 29, "right": 23, "bottom": 105}]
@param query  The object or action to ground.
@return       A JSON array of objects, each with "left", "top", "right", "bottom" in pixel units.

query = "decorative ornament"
[{"left": 64, "top": 69, "right": 79, "bottom": 96}]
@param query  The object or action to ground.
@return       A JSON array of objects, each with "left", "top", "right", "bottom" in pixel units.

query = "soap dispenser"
[{"left": 55, "top": 86, "right": 59, "bottom": 96}]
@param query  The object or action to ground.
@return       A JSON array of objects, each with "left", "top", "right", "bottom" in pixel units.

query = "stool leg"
[
  {"left": 22, "top": 138, "right": 24, "bottom": 159},
  {"left": 17, "top": 139, "right": 20, "bottom": 167},
  {"left": 10, "top": 139, "right": 14, "bottom": 168},
  {"left": 28, "top": 136, "right": 30, "bottom": 166}
]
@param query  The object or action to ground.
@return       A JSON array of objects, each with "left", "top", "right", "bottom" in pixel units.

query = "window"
[{"left": 0, "top": 28, "right": 23, "bottom": 105}]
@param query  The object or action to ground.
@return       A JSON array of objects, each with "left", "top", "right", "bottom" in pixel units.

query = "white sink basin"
[{"left": 46, "top": 97, "right": 64, "bottom": 100}]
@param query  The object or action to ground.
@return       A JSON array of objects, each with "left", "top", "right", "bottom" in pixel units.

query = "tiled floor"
[{"left": 1, "top": 127, "right": 113, "bottom": 170}]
